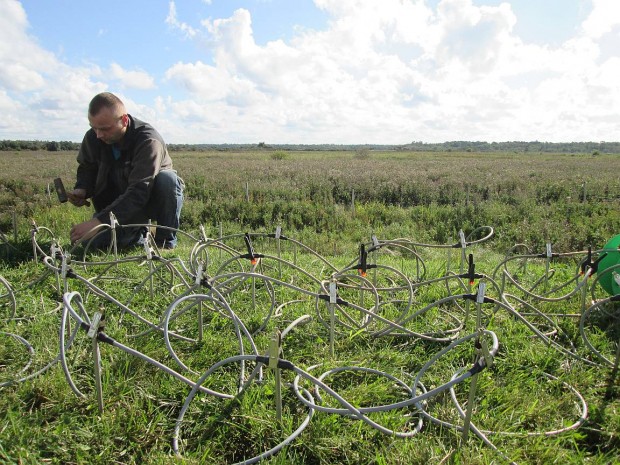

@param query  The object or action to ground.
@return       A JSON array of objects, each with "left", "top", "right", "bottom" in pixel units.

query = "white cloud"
[
  {"left": 2, "top": 0, "right": 620, "bottom": 143},
  {"left": 0, "top": 0, "right": 96, "bottom": 139},
  {"left": 158, "top": 2, "right": 504, "bottom": 141},
  {"left": 166, "top": 1, "right": 198, "bottom": 39},
  {"left": 0, "top": 1, "right": 56, "bottom": 92},
  {"left": 159, "top": 0, "right": 620, "bottom": 143},
  {"left": 108, "top": 63, "right": 156, "bottom": 90},
  {"left": 0, "top": 0, "right": 159, "bottom": 140},
  {"left": 581, "top": 0, "right": 620, "bottom": 39}
]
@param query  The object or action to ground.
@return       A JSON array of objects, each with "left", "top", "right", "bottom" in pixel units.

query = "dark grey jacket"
[{"left": 75, "top": 115, "right": 174, "bottom": 225}]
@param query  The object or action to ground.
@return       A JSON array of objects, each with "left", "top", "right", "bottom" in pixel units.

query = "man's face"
[{"left": 88, "top": 107, "right": 128, "bottom": 144}]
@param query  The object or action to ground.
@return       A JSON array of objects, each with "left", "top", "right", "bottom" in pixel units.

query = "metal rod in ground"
[
  {"left": 276, "top": 230, "right": 282, "bottom": 279},
  {"left": 251, "top": 273, "right": 256, "bottom": 310},
  {"left": 461, "top": 370, "right": 479, "bottom": 441},
  {"left": 463, "top": 284, "right": 486, "bottom": 441},
  {"left": 92, "top": 336, "right": 104, "bottom": 413},
  {"left": 329, "top": 280, "right": 337, "bottom": 358},
  {"left": 329, "top": 302, "right": 335, "bottom": 358},
  {"left": 268, "top": 330, "right": 282, "bottom": 423},
  {"left": 275, "top": 363, "right": 282, "bottom": 423},
  {"left": 197, "top": 301, "right": 203, "bottom": 343}
]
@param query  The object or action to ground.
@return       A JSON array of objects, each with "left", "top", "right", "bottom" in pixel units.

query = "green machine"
[{"left": 597, "top": 234, "right": 620, "bottom": 296}]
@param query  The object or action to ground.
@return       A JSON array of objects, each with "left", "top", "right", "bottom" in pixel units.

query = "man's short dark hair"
[{"left": 89, "top": 92, "right": 125, "bottom": 117}]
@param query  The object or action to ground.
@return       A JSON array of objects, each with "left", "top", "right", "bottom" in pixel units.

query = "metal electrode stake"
[
  {"left": 545, "top": 242, "right": 552, "bottom": 293},
  {"left": 520, "top": 251, "right": 528, "bottom": 276},
  {"left": 196, "top": 263, "right": 204, "bottom": 343},
  {"left": 329, "top": 280, "right": 337, "bottom": 358},
  {"left": 60, "top": 253, "right": 72, "bottom": 335},
  {"left": 244, "top": 233, "right": 258, "bottom": 310},
  {"left": 31, "top": 222, "right": 38, "bottom": 265},
  {"left": 251, "top": 270, "right": 256, "bottom": 311},
  {"left": 416, "top": 248, "right": 421, "bottom": 282},
  {"left": 268, "top": 330, "right": 282, "bottom": 423},
  {"left": 579, "top": 268, "right": 589, "bottom": 317},
  {"left": 109, "top": 213, "right": 119, "bottom": 261},
  {"left": 88, "top": 311, "right": 104, "bottom": 413},
  {"left": 500, "top": 268, "right": 506, "bottom": 297},
  {"left": 462, "top": 282, "right": 487, "bottom": 442},
  {"left": 459, "top": 230, "right": 467, "bottom": 274},
  {"left": 372, "top": 235, "right": 380, "bottom": 287},
  {"left": 61, "top": 253, "right": 70, "bottom": 295},
  {"left": 198, "top": 224, "right": 207, "bottom": 242},
  {"left": 50, "top": 243, "right": 61, "bottom": 293},
  {"left": 463, "top": 254, "right": 475, "bottom": 328},
  {"left": 358, "top": 244, "right": 367, "bottom": 308},
  {"left": 144, "top": 224, "right": 154, "bottom": 300},
  {"left": 275, "top": 226, "right": 282, "bottom": 280}
]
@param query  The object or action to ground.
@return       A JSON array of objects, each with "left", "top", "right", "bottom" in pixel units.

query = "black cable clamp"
[
  {"left": 64, "top": 268, "right": 77, "bottom": 279},
  {"left": 255, "top": 355, "right": 295, "bottom": 371},
  {"left": 318, "top": 293, "right": 348, "bottom": 306},
  {"left": 357, "top": 244, "right": 377, "bottom": 277},
  {"left": 537, "top": 243, "right": 559, "bottom": 259},
  {"left": 581, "top": 246, "right": 607, "bottom": 275},
  {"left": 241, "top": 232, "right": 263, "bottom": 264},
  {"left": 458, "top": 254, "right": 483, "bottom": 285},
  {"left": 463, "top": 293, "right": 494, "bottom": 304},
  {"left": 79, "top": 319, "right": 115, "bottom": 346}
]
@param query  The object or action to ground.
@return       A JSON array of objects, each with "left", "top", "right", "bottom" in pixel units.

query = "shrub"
[
  {"left": 353, "top": 148, "right": 370, "bottom": 159},
  {"left": 270, "top": 151, "right": 288, "bottom": 160}
]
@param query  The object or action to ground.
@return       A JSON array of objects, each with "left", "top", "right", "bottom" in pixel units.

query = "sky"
[{"left": 1, "top": 0, "right": 619, "bottom": 144}]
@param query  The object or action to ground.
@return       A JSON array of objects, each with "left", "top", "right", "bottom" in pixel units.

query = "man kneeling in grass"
[{"left": 68, "top": 92, "right": 184, "bottom": 249}]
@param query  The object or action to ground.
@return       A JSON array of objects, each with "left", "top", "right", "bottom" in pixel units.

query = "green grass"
[{"left": 0, "top": 149, "right": 619, "bottom": 464}]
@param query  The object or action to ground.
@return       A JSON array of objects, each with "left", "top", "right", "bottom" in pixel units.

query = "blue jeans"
[{"left": 89, "top": 170, "right": 184, "bottom": 249}]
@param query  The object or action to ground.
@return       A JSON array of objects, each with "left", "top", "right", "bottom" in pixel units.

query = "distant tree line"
[
  {"left": 0, "top": 140, "right": 79, "bottom": 151},
  {"left": 167, "top": 140, "right": 620, "bottom": 153},
  {"left": 400, "top": 140, "right": 620, "bottom": 154},
  {"left": 1, "top": 139, "right": 619, "bottom": 154}
]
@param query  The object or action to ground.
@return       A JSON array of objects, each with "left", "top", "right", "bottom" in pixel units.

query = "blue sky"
[{"left": 2, "top": 0, "right": 619, "bottom": 144}]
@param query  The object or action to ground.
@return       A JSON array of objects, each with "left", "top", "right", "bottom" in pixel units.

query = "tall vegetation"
[{"left": 0, "top": 149, "right": 618, "bottom": 254}]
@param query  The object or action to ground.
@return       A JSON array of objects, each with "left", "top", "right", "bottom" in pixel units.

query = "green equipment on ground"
[{"left": 597, "top": 234, "right": 620, "bottom": 296}]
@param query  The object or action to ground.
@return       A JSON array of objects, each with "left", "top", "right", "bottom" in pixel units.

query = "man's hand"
[
  {"left": 67, "top": 188, "right": 91, "bottom": 207},
  {"left": 70, "top": 218, "right": 103, "bottom": 244}
]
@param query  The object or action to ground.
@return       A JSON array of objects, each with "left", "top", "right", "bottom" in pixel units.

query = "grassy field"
[
  {"left": 0, "top": 149, "right": 619, "bottom": 464},
  {"left": 1, "top": 149, "right": 618, "bottom": 253}
]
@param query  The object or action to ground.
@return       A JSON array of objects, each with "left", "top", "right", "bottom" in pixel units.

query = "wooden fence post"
[{"left": 581, "top": 182, "right": 587, "bottom": 202}]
